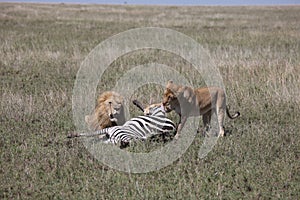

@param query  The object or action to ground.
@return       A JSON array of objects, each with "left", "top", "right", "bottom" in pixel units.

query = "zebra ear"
[
  {"left": 149, "top": 98, "right": 153, "bottom": 105},
  {"left": 85, "top": 115, "right": 90, "bottom": 123},
  {"left": 132, "top": 100, "right": 144, "bottom": 112}
]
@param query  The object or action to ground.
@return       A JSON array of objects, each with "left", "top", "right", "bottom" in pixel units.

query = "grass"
[{"left": 1, "top": 2, "right": 300, "bottom": 199}]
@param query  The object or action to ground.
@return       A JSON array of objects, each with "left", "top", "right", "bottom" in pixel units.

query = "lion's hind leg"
[
  {"left": 216, "top": 107, "right": 225, "bottom": 137},
  {"left": 202, "top": 111, "right": 211, "bottom": 131},
  {"left": 198, "top": 111, "right": 211, "bottom": 137}
]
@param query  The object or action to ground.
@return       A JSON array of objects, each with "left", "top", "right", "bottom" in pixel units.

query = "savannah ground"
[{"left": 0, "top": 2, "right": 300, "bottom": 199}]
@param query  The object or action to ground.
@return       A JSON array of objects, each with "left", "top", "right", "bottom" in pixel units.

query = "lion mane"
[{"left": 85, "top": 91, "right": 125, "bottom": 131}]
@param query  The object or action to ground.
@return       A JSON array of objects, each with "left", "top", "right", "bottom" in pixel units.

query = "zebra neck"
[{"left": 152, "top": 110, "right": 165, "bottom": 117}]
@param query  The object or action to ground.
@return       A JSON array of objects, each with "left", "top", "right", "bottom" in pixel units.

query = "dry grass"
[{"left": 0, "top": 2, "right": 300, "bottom": 199}]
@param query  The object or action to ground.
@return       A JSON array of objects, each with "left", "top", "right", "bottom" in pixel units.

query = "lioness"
[
  {"left": 85, "top": 91, "right": 125, "bottom": 131},
  {"left": 162, "top": 80, "right": 240, "bottom": 139}
]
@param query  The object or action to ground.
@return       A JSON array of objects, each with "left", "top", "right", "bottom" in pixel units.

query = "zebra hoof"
[{"left": 67, "top": 132, "right": 79, "bottom": 138}]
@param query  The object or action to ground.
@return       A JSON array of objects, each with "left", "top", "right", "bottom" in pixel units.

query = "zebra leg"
[
  {"left": 67, "top": 129, "right": 108, "bottom": 138},
  {"left": 120, "top": 140, "right": 130, "bottom": 148},
  {"left": 67, "top": 132, "right": 80, "bottom": 138}
]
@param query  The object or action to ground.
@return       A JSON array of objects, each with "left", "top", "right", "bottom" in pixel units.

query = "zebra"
[{"left": 68, "top": 100, "right": 176, "bottom": 147}]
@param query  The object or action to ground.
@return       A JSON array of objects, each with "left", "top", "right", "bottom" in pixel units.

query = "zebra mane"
[{"left": 148, "top": 104, "right": 165, "bottom": 117}]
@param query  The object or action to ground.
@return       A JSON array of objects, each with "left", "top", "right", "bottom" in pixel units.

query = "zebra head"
[
  {"left": 144, "top": 103, "right": 165, "bottom": 116},
  {"left": 132, "top": 100, "right": 166, "bottom": 117}
]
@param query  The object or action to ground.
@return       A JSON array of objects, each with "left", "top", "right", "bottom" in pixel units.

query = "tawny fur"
[
  {"left": 85, "top": 91, "right": 125, "bottom": 131},
  {"left": 162, "top": 80, "right": 240, "bottom": 139}
]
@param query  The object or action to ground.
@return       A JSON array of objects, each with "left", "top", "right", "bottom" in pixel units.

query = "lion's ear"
[
  {"left": 166, "top": 80, "right": 173, "bottom": 89},
  {"left": 166, "top": 80, "right": 180, "bottom": 93}
]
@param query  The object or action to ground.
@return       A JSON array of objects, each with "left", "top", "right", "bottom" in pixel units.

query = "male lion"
[
  {"left": 162, "top": 80, "right": 240, "bottom": 139},
  {"left": 85, "top": 91, "right": 125, "bottom": 131}
]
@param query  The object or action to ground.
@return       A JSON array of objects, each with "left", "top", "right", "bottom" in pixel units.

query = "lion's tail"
[{"left": 226, "top": 106, "right": 240, "bottom": 119}]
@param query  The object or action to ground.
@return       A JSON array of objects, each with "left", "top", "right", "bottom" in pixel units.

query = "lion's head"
[
  {"left": 162, "top": 81, "right": 180, "bottom": 113},
  {"left": 162, "top": 80, "right": 195, "bottom": 113},
  {"left": 85, "top": 91, "right": 125, "bottom": 131}
]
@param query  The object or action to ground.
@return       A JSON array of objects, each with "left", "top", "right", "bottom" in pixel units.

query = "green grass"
[{"left": 1, "top": 2, "right": 300, "bottom": 199}]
